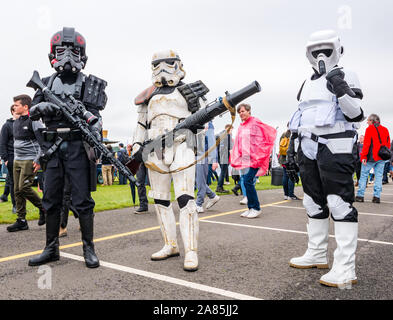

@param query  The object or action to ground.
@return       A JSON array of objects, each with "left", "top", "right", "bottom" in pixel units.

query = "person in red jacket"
[{"left": 356, "top": 114, "right": 391, "bottom": 203}]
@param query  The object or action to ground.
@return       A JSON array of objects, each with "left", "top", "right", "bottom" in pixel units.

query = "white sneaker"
[
  {"left": 240, "top": 210, "right": 250, "bottom": 217},
  {"left": 284, "top": 196, "right": 289, "bottom": 200},
  {"left": 196, "top": 205, "right": 204, "bottom": 213},
  {"left": 246, "top": 208, "right": 261, "bottom": 218},
  {"left": 240, "top": 197, "right": 248, "bottom": 205},
  {"left": 205, "top": 195, "right": 220, "bottom": 209}
]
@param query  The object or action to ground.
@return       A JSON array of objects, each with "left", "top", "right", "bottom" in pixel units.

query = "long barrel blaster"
[
  {"left": 27, "top": 70, "right": 138, "bottom": 186},
  {"left": 126, "top": 81, "right": 261, "bottom": 175}
]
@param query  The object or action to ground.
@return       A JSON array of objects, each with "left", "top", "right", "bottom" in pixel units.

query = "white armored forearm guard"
[
  {"left": 132, "top": 104, "right": 148, "bottom": 152},
  {"left": 338, "top": 94, "right": 362, "bottom": 119},
  {"left": 338, "top": 70, "right": 363, "bottom": 121}
]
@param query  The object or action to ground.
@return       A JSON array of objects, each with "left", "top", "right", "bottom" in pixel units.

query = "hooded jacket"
[{"left": 230, "top": 116, "right": 276, "bottom": 176}]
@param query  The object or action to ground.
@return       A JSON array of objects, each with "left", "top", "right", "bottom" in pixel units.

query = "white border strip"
[
  {"left": 60, "top": 252, "right": 261, "bottom": 300},
  {"left": 200, "top": 220, "right": 393, "bottom": 246}
]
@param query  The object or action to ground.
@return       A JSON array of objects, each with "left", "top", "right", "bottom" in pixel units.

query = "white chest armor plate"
[
  {"left": 298, "top": 76, "right": 341, "bottom": 129},
  {"left": 289, "top": 73, "right": 356, "bottom": 160},
  {"left": 147, "top": 88, "right": 191, "bottom": 140}
]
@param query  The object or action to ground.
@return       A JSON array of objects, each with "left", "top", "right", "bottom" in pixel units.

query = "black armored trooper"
[{"left": 28, "top": 27, "right": 107, "bottom": 268}]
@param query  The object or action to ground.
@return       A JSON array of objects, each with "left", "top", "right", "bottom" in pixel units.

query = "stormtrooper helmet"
[
  {"left": 151, "top": 50, "right": 185, "bottom": 87},
  {"left": 48, "top": 27, "right": 87, "bottom": 74},
  {"left": 306, "top": 30, "right": 343, "bottom": 75}
]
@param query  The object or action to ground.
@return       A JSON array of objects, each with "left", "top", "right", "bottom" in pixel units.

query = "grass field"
[{"left": 0, "top": 175, "right": 286, "bottom": 224}]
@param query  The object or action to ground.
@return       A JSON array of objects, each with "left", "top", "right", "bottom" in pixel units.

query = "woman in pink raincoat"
[{"left": 230, "top": 103, "right": 276, "bottom": 218}]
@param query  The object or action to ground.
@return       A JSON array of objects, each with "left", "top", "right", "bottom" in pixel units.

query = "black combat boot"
[
  {"left": 79, "top": 213, "right": 100, "bottom": 268},
  {"left": 28, "top": 212, "right": 60, "bottom": 266},
  {"left": 7, "top": 218, "right": 29, "bottom": 232},
  {"left": 231, "top": 184, "right": 241, "bottom": 196},
  {"left": 38, "top": 208, "right": 46, "bottom": 226}
]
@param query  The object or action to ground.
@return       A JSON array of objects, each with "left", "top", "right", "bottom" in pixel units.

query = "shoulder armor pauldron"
[
  {"left": 177, "top": 80, "right": 209, "bottom": 113},
  {"left": 134, "top": 85, "right": 158, "bottom": 105}
]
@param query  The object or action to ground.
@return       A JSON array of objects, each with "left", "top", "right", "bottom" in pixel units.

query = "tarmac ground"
[{"left": 0, "top": 184, "right": 392, "bottom": 301}]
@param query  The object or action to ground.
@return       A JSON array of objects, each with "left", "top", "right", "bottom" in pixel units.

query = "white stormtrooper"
[
  {"left": 132, "top": 50, "right": 205, "bottom": 271},
  {"left": 286, "top": 30, "right": 364, "bottom": 287}
]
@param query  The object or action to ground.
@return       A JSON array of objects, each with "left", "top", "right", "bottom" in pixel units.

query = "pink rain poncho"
[{"left": 230, "top": 116, "right": 277, "bottom": 176}]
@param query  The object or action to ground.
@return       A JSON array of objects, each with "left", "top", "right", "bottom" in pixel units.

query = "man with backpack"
[
  {"left": 279, "top": 129, "right": 300, "bottom": 200},
  {"left": 355, "top": 114, "right": 391, "bottom": 203}
]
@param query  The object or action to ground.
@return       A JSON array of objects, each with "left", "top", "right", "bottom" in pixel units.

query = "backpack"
[{"left": 279, "top": 136, "right": 290, "bottom": 156}]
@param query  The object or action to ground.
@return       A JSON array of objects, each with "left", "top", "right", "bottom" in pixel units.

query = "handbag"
[{"left": 374, "top": 125, "right": 392, "bottom": 161}]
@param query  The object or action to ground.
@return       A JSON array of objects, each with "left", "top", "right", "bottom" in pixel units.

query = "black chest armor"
[
  {"left": 13, "top": 115, "right": 36, "bottom": 141},
  {"left": 41, "top": 72, "right": 107, "bottom": 129}
]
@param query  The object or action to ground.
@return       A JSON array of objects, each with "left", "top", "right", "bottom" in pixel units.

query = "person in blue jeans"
[
  {"left": 239, "top": 171, "right": 257, "bottom": 205},
  {"left": 195, "top": 121, "right": 220, "bottom": 213},
  {"left": 356, "top": 160, "right": 385, "bottom": 202},
  {"left": 356, "top": 114, "right": 391, "bottom": 203},
  {"left": 239, "top": 167, "right": 260, "bottom": 217}
]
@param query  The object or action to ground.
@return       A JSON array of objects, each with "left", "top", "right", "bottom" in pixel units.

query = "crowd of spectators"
[{"left": 1, "top": 96, "right": 391, "bottom": 232}]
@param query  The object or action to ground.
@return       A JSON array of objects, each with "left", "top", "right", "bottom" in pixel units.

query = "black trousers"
[
  {"left": 43, "top": 140, "right": 95, "bottom": 218},
  {"left": 4, "top": 161, "right": 15, "bottom": 206},
  {"left": 135, "top": 163, "right": 148, "bottom": 208},
  {"left": 217, "top": 164, "right": 229, "bottom": 189},
  {"left": 298, "top": 134, "right": 358, "bottom": 222}
]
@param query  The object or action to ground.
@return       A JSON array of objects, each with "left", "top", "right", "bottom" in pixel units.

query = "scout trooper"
[
  {"left": 133, "top": 50, "right": 204, "bottom": 271},
  {"left": 286, "top": 30, "right": 364, "bottom": 287}
]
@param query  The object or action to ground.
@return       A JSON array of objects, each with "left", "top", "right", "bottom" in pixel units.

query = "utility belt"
[
  {"left": 43, "top": 128, "right": 82, "bottom": 143},
  {"left": 299, "top": 127, "right": 357, "bottom": 155}
]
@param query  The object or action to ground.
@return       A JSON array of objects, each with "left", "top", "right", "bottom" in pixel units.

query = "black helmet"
[{"left": 48, "top": 27, "right": 88, "bottom": 73}]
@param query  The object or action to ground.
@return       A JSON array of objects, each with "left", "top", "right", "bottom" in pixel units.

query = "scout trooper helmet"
[
  {"left": 48, "top": 27, "right": 88, "bottom": 74},
  {"left": 151, "top": 50, "right": 185, "bottom": 87},
  {"left": 306, "top": 30, "right": 344, "bottom": 75}
]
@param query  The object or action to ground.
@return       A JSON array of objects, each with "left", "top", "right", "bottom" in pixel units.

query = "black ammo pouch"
[
  {"left": 43, "top": 129, "right": 83, "bottom": 142},
  {"left": 82, "top": 75, "right": 108, "bottom": 111}
]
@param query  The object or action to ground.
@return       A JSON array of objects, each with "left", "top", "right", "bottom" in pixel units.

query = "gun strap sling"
[{"left": 144, "top": 97, "right": 236, "bottom": 174}]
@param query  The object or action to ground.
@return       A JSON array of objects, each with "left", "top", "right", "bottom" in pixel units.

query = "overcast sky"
[{"left": 1, "top": 0, "right": 392, "bottom": 144}]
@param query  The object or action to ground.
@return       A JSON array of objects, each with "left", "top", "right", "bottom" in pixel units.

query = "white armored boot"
[
  {"left": 320, "top": 221, "right": 358, "bottom": 287},
  {"left": 289, "top": 218, "right": 330, "bottom": 269},
  {"left": 179, "top": 200, "right": 199, "bottom": 271},
  {"left": 151, "top": 204, "right": 180, "bottom": 261}
]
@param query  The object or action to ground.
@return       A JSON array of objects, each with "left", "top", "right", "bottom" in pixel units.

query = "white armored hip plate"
[{"left": 147, "top": 89, "right": 191, "bottom": 124}]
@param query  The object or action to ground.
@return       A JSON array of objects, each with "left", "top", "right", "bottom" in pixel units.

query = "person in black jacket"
[
  {"left": 0, "top": 106, "right": 18, "bottom": 212},
  {"left": 27, "top": 27, "right": 107, "bottom": 269}
]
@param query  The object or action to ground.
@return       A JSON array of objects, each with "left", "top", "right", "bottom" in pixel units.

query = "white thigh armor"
[{"left": 147, "top": 141, "right": 196, "bottom": 200}]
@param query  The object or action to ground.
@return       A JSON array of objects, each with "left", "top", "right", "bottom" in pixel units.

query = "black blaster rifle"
[
  {"left": 26, "top": 71, "right": 138, "bottom": 189},
  {"left": 127, "top": 81, "right": 261, "bottom": 175}
]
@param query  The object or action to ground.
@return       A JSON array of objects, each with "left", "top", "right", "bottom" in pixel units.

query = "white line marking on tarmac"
[
  {"left": 200, "top": 220, "right": 393, "bottom": 246},
  {"left": 364, "top": 200, "right": 393, "bottom": 204},
  {"left": 271, "top": 205, "right": 393, "bottom": 218},
  {"left": 60, "top": 252, "right": 261, "bottom": 300},
  {"left": 362, "top": 191, "right": 393, "bottom": 195}
]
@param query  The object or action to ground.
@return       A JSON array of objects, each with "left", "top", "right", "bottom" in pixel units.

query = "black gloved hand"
[
  {"left": 285, "top": 161, "right": 300, "bottom": 184},
  {"left": 131, "top": 146, "right": 144, "bottom": 164},
  {"left": 326, "top": 68, "right": 355, "bottom": 98},
  {"left": 89, "top": 118, "right": 102, "bottom": 142},
  {"left": 30, "top": 102, "right": 62, "bottom": 121},
  {"left": 188, "top": 124, "right": 205, "bottom": 134},
  {"left": 285, "top": 132, "right": 300, "bottom": 184}
]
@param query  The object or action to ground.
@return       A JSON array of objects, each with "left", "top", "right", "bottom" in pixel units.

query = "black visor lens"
[{"left": 312, "top": 49, "right": 333, "bottom": 58}]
